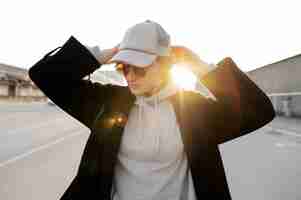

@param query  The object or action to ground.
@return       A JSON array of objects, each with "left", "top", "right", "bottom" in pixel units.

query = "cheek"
[
  {"left": 143, "top": 73, "right": 159, "bottom": 86},
  {"left": 150, "top": 70, "right": 165, "bottom": 85}
]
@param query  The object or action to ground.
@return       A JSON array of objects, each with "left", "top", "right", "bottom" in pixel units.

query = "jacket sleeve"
[
  {"left": 200, "top": 57, "right": 275, "bottom": 144},
  {"left": 28, "top": 36, "right": 112, "bottom": 131}
]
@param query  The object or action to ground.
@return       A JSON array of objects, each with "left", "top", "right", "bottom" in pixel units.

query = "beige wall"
[
  {"left": 0, "top": 84, "right": 8, "bottom": 96},
  {"left": 247, "top": 55, "right": 301, "bottom": 94},
  {"left": 247, "top": 55, "right": 301, "bottom": 118},
  {"left": 0, "top": 83, "right": 46, "bottom": 102}
]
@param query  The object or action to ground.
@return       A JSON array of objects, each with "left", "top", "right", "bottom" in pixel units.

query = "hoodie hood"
[{"left": 134, "top": 81, "right": 180, "bottom": 146}]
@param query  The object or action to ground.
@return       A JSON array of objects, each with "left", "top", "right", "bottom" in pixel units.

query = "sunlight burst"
[{"left": 171, "top": 65, "right": 197, "bottom": 90}]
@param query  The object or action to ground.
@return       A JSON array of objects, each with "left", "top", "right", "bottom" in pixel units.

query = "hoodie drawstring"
[
  {"left": 135, "top": 95, "right": 161, "bottom": 161},
  {"left": 134, "top": 81, "right": 179, "bottom": 161},
  {"left": 137, "top": 98, "right": 144, "bottom": 144},
  {"left": 154, "top": 95, "right": 161, "bottom": 161}
]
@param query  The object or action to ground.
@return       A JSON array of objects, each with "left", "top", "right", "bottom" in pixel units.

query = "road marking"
[
  {"left": 0, "top": 129, "right": 88, "bottom": 168},
  {"left": 266, "top": 127, "right": 301, "bottom": 138},
  {"left": 0, "top": 116, "right": 70, "bottom": 136}
]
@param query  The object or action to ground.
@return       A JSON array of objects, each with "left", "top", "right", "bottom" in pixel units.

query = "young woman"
[{"left": 29, "top": 20, "right": 275, "bottom": 200}]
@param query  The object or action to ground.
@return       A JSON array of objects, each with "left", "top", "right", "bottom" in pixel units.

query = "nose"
[{"left": 125, "top": 67, "right": 136, "bottom": 82}]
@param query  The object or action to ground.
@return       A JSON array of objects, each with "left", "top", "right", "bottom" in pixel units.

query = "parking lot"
[{"left": 0, "top": 102, "right": 300, "bottom": 200}]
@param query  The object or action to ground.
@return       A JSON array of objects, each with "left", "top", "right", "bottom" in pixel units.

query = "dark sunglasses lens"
[
  {"left": 133, "top": 67, "right": 146, "bottom": 76},
  {"left": 116, "top": 64, "right": 147, "bottom": 77}
]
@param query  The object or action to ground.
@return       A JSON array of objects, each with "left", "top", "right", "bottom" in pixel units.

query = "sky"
[{"left": 0, "top": 0, "right": 300, "bottom": 72}]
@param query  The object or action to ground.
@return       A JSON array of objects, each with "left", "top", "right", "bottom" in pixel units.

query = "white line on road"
[
  {"left": 0, "top": 129, "right": 88, "bottom": 168},
  {"left": 0, "top": 116, "right": 69, "bottom": 137},
  {"left": 266, "top": 127, "right": 301, "bottom": 138}
]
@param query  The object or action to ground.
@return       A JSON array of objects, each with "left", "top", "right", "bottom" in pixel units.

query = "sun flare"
[{"left": 171, "top": 65, "right": 197, "bottom": 90}]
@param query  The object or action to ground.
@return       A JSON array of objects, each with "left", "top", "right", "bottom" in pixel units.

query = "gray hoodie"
[{"left": 111, "top": 81, "right": 197, "bottom": 200}]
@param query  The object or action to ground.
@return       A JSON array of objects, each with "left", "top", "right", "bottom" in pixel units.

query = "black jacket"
[{"left": 28, "top": 36, "right": 275, "bottom": 200}]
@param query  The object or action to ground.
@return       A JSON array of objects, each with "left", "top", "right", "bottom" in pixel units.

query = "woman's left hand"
[{"left": 170, "top": 45, "right": 212, "bottom": 77}]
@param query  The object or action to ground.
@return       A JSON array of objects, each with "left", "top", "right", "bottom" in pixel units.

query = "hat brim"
[{"left": 107, "top": 49, "right": 157, "bottom": 68}]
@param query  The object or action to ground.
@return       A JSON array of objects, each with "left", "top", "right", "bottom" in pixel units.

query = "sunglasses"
[{"left": 115, "top": 63, "right": 148, "bottom": 77}]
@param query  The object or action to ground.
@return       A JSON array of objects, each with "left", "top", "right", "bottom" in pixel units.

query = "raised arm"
[
  {"left": 28, "top": 36, "right": 117, "bottom": 130},
  {"left": 201, "top": 57, "right": 275, "bottom": 144},
  {"left": 171, "top": 46, "right": 275, "bottom": 144}
]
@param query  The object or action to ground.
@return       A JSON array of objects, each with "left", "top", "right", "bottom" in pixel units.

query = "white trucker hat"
[{"left": 108, "top": 20, "right": 171, "bottom": 67}]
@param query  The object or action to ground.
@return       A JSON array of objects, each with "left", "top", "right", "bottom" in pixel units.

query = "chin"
[
  {"left": 129, "top": 88, "right": 144, "bottom": 96},
  {"left": 129, "top": 88, "right": 152, "bottom": 97}
]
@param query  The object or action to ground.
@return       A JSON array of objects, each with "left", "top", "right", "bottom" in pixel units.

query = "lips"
[
  {"left": 129, "top": 83, "right": 139, "bottom": 88},
  {"left": 128, "top": 82, "right": 139, "bottom": 87}
]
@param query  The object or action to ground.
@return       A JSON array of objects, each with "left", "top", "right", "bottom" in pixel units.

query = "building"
[
  {"left": 247, "top": 54, "right": 301, "bottom": 118},
  {"left": 0, "top": 63, "right": 46, "bottom": 102}
]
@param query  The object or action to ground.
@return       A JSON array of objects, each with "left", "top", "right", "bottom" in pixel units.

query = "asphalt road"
[{"left": 0, "top": 102, "right": 300, "bottom": 200}]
